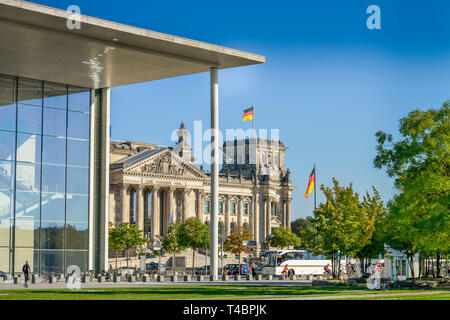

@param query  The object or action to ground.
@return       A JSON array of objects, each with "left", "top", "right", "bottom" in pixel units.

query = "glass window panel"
[
  {"left": 17, "top": 104, "right": 42, "bottom": 134},
  {"left": 67, "top": 139, "right": 89, "bottom": 167},
  {"left": 14, "top": 218, "right": 39, "bottom": 248},
  {"left": 0, "top": 160, "right": 14, "bottom": 191},
  {"left": 68, "top": 86, "right": 90, "bottom": 112},
  {"left": 42, "top": 136, "right": 66, "bottom": 165},
  {"left": 18, "top": 78, "right": 42, "bottom": 106},
  {"left": 0, "top": 190, "right": 12, "bottom": 247},
  {"left": 65, "top": 250, "right": 88, "bottom": 274},
  {"left": 16, "top": 163, "right": 40, "bottom": 191},
  {"left": 65, "top": 223, "right": 88, "bottom": 250},
  {"left": 0, "top": 247, "right": 10, "bottom": 274},
  {"left": 42, "top": 164, "right": 65, "bottom": 194},
  {"left": 43, "top": 82, "right": 67, "bottom": 109},
  {"left": 17, "top": 133, "right": 41, "bottom": 163},
  {"left": 41, "top": 193, "right": 65, "bottom": 221},
  {"left": 40, "top": 221, "right": 64, "bottom": 250},
  {"left": 67, "top": 167, "right": 88, "bottom": 195},
  {"left": 218, "top": 201, "right": 223, "bottom": 213},
  {"left": 40, "top": 250, "right": 63, "bottom": 274},
  {"left": 43, "top": 107, "right": 66, "bottom": 137},
  {"left": 67, "top": 111, "right": 89, "bottom": 139},
  {"left": 0, "top": 130, "right": 15, "bottom": 161},
  {"left": 0, "top": 103, "right": 16, "bottom": 132},
  {"left": 14, "top": 247, "right": 38, "bottom": 275},
  {"left": 15, "top": 192, "right": 40, "bottom": 220},
  {"left": 0, "top": 74, "right": 16, "bottom": 104},
  {"left": 66, "top": 194, "right": 88, "bottom": 222}
]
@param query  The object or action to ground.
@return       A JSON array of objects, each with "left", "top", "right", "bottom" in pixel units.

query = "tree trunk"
[
  {"left": 126, "top": 246, "right": 129, "bottom": 268},
  {"left": 173, "top": 253, "right": 176, "bottom": 275},
  {"left": 238, "top": 253, "right": 241, "bottom": 276},
  {"left": 408, "top": 254, "right": 415, "bottom": 281},
  {"left": 436, "top": 253, "right": 441, "bottom": 278}
]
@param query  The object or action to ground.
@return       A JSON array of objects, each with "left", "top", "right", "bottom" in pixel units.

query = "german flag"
[
  {"left": 243, "top": 106, "right": 254, "bottom": 122},
  {"left": 304, "top": 167, "right": 315, "bottom": 198}
]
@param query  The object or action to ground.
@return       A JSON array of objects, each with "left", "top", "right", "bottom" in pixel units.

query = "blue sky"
[{"left": 32, "top": 0, "right": 450, "bottom": 219}]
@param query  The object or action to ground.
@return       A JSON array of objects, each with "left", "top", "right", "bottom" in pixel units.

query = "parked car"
[
  {"left": 0, "top": 271, "right": 7, "bottom": 281},
  {"left": 195, "top": 265, "right": 210, "bottom": 275},
  {"left": 221, "top": 264, "right": 249, "bottom": 275},
  {"left": 118, "top": 266, "right": 136, "bottom": 274},
  {"left": 146, "top": 262, "right": 165, "bottom": 272}
]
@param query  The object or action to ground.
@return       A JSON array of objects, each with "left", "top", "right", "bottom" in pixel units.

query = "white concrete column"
[
  {"left": 197, "top": 190, "right": 204, "bottom": 221},
  {"left": 210, "top": 67, "right": 219, "bottom": 280},
  {"left": 166, "top": 188, "right": 175, "bottom": 235},
  {"left": 238, "top": 196, "right": 243, "bottom": 228},
  {"left": 254, "top": 194, "right": 259, "bottom": 245},
  {"left": 225, "top": 196, "right": 231, "bottom": 236},
  {"left": 266, "top": 198, "right": 271, "bottom": 236},
  {"left": 286, "top": 199, "right": 291, "bottom": 230},
  {"left": 182, "top": 188, "right": 190, "bottom": 222},
  {"left": 151, "top": 186, "right": 160, "bottom": 239}
]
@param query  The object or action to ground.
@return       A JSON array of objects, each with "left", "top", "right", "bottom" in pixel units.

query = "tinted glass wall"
[{"left": 0, "top": 74, "right": 90, "bottom": 276}]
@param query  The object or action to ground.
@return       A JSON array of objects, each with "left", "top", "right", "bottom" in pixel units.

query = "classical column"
[
  {"left": 182, "top": 188, "right": 190, "bottom": 222},
  {"left": 197, "top": 190, "right": 204, "bottom": 221},
  {"left": 286, "top": 199, "right": 291, "bottom": 230},
  {"left": 225, "top": 196, "right": 231, "bottom": 236},
  {"left": 266, "top": 198, "right": 271, "bottom": 237},
  {"left": 238, "top": 196, "right": 243, "bottom": 229},
  {"left": 165, "top": 188, "right": 175, "bottom": 235},
  {"left": 120, "top": 183, "right": 129, "bottom": 224},
  {"left": 136, "top": 185, "right": 144, "bottom": 232},
  {"left": 151, "top": 186, "right": 160, "bottom": 239},
  {"left": 109, "top": 186, "right": 116, "bottom": 225}
]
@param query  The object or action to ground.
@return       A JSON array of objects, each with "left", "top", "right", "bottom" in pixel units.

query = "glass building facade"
[{"left": 0, "top": 74, "right": 90, "bottom": 276}]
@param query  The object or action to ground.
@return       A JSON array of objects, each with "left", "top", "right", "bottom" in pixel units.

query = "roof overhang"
[{"left": 0, "top": 0, "right": 265, "bottom": 88}]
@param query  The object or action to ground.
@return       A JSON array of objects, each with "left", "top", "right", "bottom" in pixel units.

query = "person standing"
[{"left": 22, "top": 260, "right": 31, "bottom": 288}]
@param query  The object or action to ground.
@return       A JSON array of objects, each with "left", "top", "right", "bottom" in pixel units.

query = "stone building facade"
[{"left": 109, "top": 123, "right": 295, "bottom": 250}]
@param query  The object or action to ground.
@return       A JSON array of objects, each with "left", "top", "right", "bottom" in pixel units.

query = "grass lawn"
[{"left": 0, "top": 285, "right": 448, "bottom": 300}]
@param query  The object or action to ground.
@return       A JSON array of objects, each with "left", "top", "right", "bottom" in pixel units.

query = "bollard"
[
  {"left": 279, "top": 275, "right": 285, "bottom": 280},
  {"left": 49, "top": 276, "right": 57, "bottom": 284},
  {"left": 128, "top": 275, "right": 136, "bottom": 282},
  {"left": 316, "top": 275, "right": 323, "bottom": 280},
  {"left": 289, "top": 274, "right": 296, "bottom": 280},
  {"left": 98, "top": 276, "right": 105, "bottom": 283},
  {"left": 32, "top": 275, "right": 39, "bottom": 284},
  {"left": 306, "top": 275, "right": 312, "bottom": 280},
  {"left": 157, "top": 275, "right": 164, "bottom": 282},
  {"left": 142, "top": 275, "right": 149, "bottom": 282},
  {"left": 13, "top": 277, "right": 18, "bottom": 284},
  {"left": 266, "top": 274, "right": 272, "bottom": 281},
  {"left": 184, "top": 275, "right": 191, "bottom": 282},
  {"left": 113, "top": 275, "right": 121, "bottom": 283},
  {"left": 221, "top": 274, "right": 228, "bottom": 281},
  {"left": 245, "top": 274, "right": 252, "bottom": 281},
  {"left": 255, "top": 274, "right": 261, "bottom": 280},
  {"left": 170, "top": 275, "right": 177, "bottom": 282},
  {"left": 196, "top": 275, "right": 203, "bottom": 282}
]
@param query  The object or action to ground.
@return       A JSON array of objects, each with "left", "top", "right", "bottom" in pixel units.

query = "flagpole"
[{"left": 314, "top": 164, "right": 317, "bottom": 211}]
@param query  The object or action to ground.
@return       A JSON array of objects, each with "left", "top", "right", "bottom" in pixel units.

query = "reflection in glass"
[
  {"left": 43, "top": 107, "right": 66, "bottom": 137},
  {"left": 14, "top": 218, "right": 39, "bottom": 248},
  {"left": 15, "top": 192, "right": 40, "bottom": 220},
  {"left": 41, "top": 193, "right": 65, "bottom": 221},
  {"left": 18, "top": 78, "right": 42, "bottom": 106},
  {"left": 0, "top": 190, "right": 12, "bottom": 247},
  {"left": 42, "top": 164, "right": 65, "bottom": 194},
  {"left": 17, "top": 133, "right": 41, "bottom": 163},
  {"left": 42, "top": 136, "right": 66, "bottom": 165},
  {"left": 40, "top": 221, "right": 64, "bottom": 249},
  {"left": 68, "top": 86, "right": 90, "bottom": 112},
  {"left": 67, "top": 167, "right": 89, "bottom": 195},
  {"left": 0, "top": 247, "right": 10, "bottom": 274},
  {"left": 66, "top": 194, "right": 88, "bottom": 222},
  {"left": 67, "top": 139, "right": 89, "bottom": 167},
  {"left": 0, "top": 103, "right": 16, "bottom": 132},
  {"left": 0, "top": 74, "right": 16, "bottom": 104},
  {"left": 0, "top": 130, "right": 15, "bottom": 161},
  {"left": 65, "top": 223, "right": 88, "bottom": 249},
  {"left": 65, "top": 250, "right": 88, "bottom": 273},
  {"left": 18, "top": 104, "right": 42, "bottom": 134},
  {"left": 40, "top": 250, "right": 63, "bottom": 274},
  {"left": 16, "top": 163, "right": 40, "bottom": 191},
  {"left": 68, "top": 111, "right": 89, "bottom": 139},
  {"left": 0, "top": 160, "right": 14, "bottom": 190},
  {"left": 43, "top": 82, "right": 67, "bottom": 109},
  {"left": 14, "top": 247, "right": 37, "bottom": 274}
]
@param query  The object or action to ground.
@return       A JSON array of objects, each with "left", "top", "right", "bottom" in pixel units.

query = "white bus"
[{"left": 262, "top": 250, "right": 346, "bottom": 277}]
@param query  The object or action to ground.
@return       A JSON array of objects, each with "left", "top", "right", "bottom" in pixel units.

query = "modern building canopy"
[{"left": 0, "top": 0, "right": 265, "bottom": 88}]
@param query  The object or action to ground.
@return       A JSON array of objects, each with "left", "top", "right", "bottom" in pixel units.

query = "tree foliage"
[
  {"left": 223, "top": 226, "right": 252, "bottom": 275},
  {"left": 109, "top": 222, "right": 147, "bottom": 269},
  {"left": 267, "top": 227, "right": 301, "bottom": 249},
  {"left": 374, "top": 102, "right": 450, "bottom": 278}
]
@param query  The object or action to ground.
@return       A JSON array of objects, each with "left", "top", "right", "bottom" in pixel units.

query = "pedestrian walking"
[
  {"left": 22, "top": 260, "right": 31, "bottom": 288},
  {"left": 282, "top": 264, "right": 289, "bottom": 279}
]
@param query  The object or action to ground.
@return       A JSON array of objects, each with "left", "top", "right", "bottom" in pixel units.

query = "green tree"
[
  {"left": 223, "top": 226, "right": 252, "bottom": 275},
  {"left": 118, "top": 222, "right": 148, "bottom": 269},
  {"left": 304, "top": 178, "right": 377, "bottom": 278},
  {"left": 267, "top": 227, "right": 301, "bottom": 249},
  {"left": 291, "top": 217, "right": 314, "bottom": 236},
  {"left": 108, "top": 222, "right": 126, "bottom": 270},
  {"left": 374, "top": 102, "right": 450, "bottom": 278},
  {"left": 177, "top": 217, "right": 210, "bottom": 276},
  {"left": 162, "top": 221, "right": 185, "bottom": 275}
]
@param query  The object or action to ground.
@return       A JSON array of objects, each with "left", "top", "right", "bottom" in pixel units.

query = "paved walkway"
[{"left": 274, "top": 291, "right": 449, "bottom": 300}]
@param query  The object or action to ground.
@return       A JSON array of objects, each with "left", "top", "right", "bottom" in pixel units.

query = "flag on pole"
[
  {"left": 304, "top": 167, "right": 315, "bottom": 198},
  {"left": 242, "top": 106, "right": 254, "bottom": 121}
]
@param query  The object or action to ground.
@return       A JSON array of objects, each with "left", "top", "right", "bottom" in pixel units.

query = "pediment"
[
  {"left": 124, "top": 149, "right": 208, "bottom": 179},
  {"left": 270, "top": 216, "right": 282, "bottom": 225}
]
